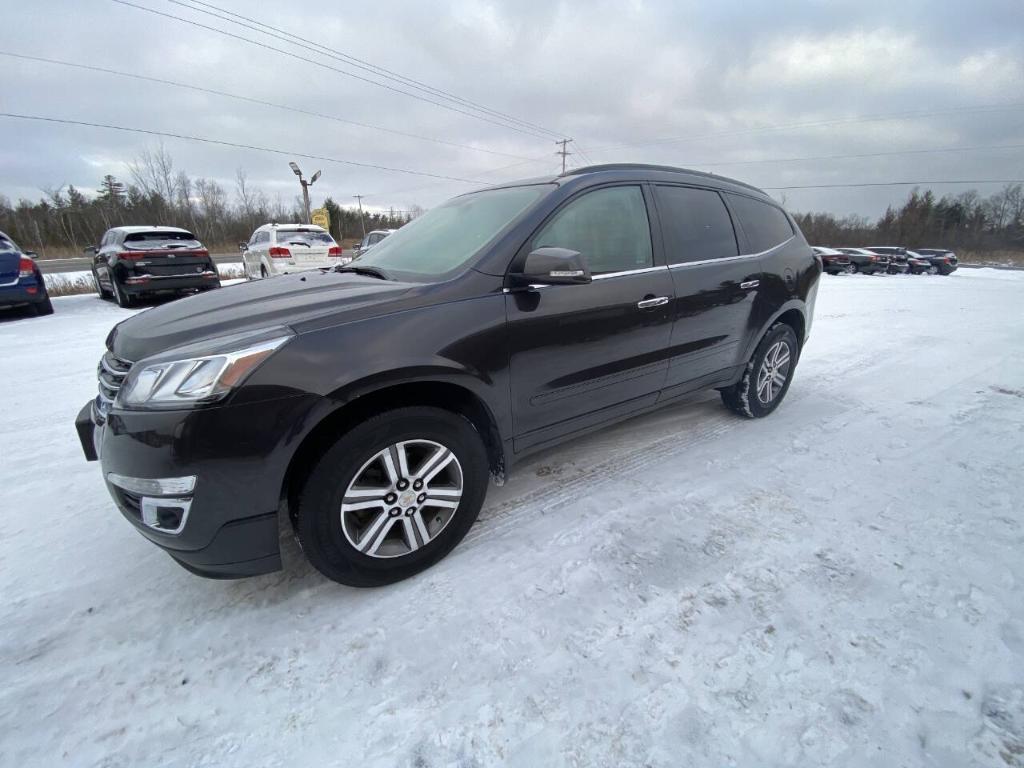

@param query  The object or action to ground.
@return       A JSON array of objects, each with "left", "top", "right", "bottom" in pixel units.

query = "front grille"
[{"left": 95, "top": 351, "right": 133, "bottom": 419}]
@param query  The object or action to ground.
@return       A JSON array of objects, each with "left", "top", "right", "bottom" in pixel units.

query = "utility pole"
[
  {"left": 353, "top": 194, "right": 367, "bottom": 237},
  {"left": 555, "top": 138, "right": 574, "bottom": 174},
  {"left": 289, "top": 161, "right": 321, "bottom": 224}
]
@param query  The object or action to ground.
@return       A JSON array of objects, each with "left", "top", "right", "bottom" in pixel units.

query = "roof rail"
[{"left": 561, "top": 163, "right": 765, "bottom": 194}]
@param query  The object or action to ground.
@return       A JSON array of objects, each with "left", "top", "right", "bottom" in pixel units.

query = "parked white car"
[
  {"left": 353, "top": 228, "right": 397, "bottom": 258},
  {"left": 240, "top": 223, "right": 348, "bottom": 279}
]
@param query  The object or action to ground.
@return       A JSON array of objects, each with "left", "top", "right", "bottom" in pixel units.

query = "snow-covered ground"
[{"left": 2, "top": 271, "right": 1023, "bottom": 767}]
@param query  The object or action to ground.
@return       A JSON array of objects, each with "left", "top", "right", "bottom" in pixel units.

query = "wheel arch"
[
  {"left": 279, "top": 378, "right": 506, "bottom": 522},
  {"left": 744, "top": 301, "right": 807, "bottom": 362}
]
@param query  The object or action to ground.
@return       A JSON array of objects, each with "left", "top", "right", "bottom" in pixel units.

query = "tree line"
[
  {"left": 0, "top": 145, "right": 416, "bottom": 256},
  {"left": 792, "top": 184, "right": 1024, "bottom": 252}
]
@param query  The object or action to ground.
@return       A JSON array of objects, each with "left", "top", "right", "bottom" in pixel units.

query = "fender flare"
[{"left": 741, "top": 300, "right": 807, "bottom": 362}]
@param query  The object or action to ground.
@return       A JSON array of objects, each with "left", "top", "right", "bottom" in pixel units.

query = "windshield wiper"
[{"left": 334, "top": 264, "right": 392, "bottom": 280}]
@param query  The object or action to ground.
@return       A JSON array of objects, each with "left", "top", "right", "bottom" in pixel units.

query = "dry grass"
[
  {"left": 45, "top": 274, "right": 98, "bottom": 297},
  {"left": 957, "top": 250, "right": 1024, "bottom": 267}
]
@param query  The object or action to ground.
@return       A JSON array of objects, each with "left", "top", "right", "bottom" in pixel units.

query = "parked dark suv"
[
  {"left": 88, "top": 226, "right": 221, "bottom": 307},
  {"left": 75, "top": 165, "right": 820, "bottom": 586}
]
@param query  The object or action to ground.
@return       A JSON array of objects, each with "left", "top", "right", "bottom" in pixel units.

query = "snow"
[{"left": 2, "top": 270, "right": 1023, "bottom": 767}]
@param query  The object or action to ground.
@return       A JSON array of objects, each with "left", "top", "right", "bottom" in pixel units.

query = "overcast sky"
[{"left": 2, "top": 0, "right": 1022, "bottom": 218}]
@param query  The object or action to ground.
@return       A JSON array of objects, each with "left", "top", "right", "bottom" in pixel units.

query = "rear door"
[
  {"left": 506, "top": 184, "right": 675, "bottom": 451},
  {"left": 653, "top": 185, "right": 762, "bottom": 395}
]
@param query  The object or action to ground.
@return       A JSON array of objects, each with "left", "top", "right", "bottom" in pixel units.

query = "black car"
[
  {"left": 0, "top": 229, "right": 53, "bottom": 317},
  {"left": 913, "top": 248, "right": 959, "bottom": 275},
  {"left": 904, "top": 250, "right": 934, "bottom": 274},
  {"left": 75, "top": 164, "right": 820, "bottom": 586},
  {"left": 87, "top": 226, "right": 221, "bottom": 307},
  {"left": 812, "top": 247, "right": 853, "bottom": 274},
  {"left": 837, "top": 248, "right": 890, "bottom": 274}
]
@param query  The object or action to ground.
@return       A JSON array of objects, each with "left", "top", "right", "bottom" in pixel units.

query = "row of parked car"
[
  {"left": 813, "top": 246, "right": 959, "bottom": 276},
  {"left": 80, "top": 223, "right": 399, "bottom": 308}
]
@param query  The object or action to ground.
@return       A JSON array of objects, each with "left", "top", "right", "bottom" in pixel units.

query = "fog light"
[
  {"left": 139, "top": 496, "right": 192, "bottom": 534},
  {"left": 107, "top": 473, "right": 196, "bottom": 496}
]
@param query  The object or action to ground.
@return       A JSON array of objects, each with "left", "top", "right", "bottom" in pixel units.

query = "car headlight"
[{"left": 117, "top": 329, "right": 292, "bottom": 409}]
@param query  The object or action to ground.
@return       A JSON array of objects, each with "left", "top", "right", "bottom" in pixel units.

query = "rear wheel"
[
  {"left": 720, "top": 323, "right": 799, "bottom": 418},
  {"left": 33, "top": 290, "right": 54, "bottom": 316},
  {"left": 296, "top": 406, "right": 489, "bottom": 586},
  {"left": 111, "top": 277, "right": 134, "bottom": 308}
]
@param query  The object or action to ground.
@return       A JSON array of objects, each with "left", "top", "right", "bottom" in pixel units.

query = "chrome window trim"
[
  {"left": 668, "top": 235, "right": 795, "bottom": 269},
  {"left": 591, "top": 265, "right": 668, "bottom": 280}
]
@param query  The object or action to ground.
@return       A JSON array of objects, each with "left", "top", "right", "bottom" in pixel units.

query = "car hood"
[{"left": 109, "top": 272, "right": 414, "bottom": 362}]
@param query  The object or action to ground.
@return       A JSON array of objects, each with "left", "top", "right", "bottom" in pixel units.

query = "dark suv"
[
  {"left": 88, "top": 226, "right": 221, "bottom": 307},
  {"left": 75, "top": 164, "right": 820, "bottom": 586}
]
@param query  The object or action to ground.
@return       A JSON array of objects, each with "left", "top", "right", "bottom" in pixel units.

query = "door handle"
[
  {"left": 740, "top": 280, "right": 759, "bottom": 290},
  {"left": 637, "top": 296, "right": 669, "bottom": 309}
]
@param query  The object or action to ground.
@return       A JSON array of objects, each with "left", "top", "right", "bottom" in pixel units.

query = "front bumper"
[{"left": 75, "top": 392, "right": 319, "bottom": 578}]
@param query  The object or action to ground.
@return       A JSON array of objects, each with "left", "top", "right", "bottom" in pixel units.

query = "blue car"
[{"left": 0, "top": 230, "right": 53, "bottom": 317}]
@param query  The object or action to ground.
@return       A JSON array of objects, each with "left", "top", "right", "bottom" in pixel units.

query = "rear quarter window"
[{"left": 726, "top": 194, "right": 794, "bottom": 254}]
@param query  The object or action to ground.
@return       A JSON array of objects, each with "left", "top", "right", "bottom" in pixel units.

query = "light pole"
[{"left": 289, "top": 161, "right": 321, "bottom": 224}]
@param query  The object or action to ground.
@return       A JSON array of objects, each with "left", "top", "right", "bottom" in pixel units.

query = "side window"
[
  {"left": 249, "top": 231, "right": 260, "bottom": 246},
  {"left": 655, "top": 186, "right": 738, "bottom": 263},
  {"left": 725, "top": 194, "right": 794, "bottom": 254},
  {"left": 533, "top": 186, "right": 653, "bottom": 275}
]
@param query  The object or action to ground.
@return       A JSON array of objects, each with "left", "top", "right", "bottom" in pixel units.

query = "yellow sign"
[{"left": 311, "top": 207, "right": 330, "bottom": 229}]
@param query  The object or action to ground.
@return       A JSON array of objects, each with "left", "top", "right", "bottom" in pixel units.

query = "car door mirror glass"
[
  {"left": 23, "top": 251, "right": 38, "bottom": 259},
  {"left": 238, "top": 242, "right": 248, "bottom": 252},
  {"left": 515, "top": 247, "right": 592, "bottom": 286}
]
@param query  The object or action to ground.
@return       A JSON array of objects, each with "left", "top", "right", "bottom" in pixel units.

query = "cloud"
[{"left": 1, "top": 0, "right": 1021, "bottom": 218}]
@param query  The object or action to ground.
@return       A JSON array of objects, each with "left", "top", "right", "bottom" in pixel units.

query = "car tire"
[
  {"left": 92, "top": 269, "right": 111, "bottom": 299},
  {"left": 33, "top": 291, "right": 54, "bottom": 316},
  {"left": 111, "top": 278, "right": 134, "bottom": 308},
  {"left": 845, "top": 264, "right": 855, "bottom": 274},
  {"left": 296, "top": 406, "right": 489, "bottom": 587},
  {"left": 720, "top": 323, "right": 800, "bottom": 419}
]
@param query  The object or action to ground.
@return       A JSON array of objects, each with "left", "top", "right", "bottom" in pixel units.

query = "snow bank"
[{"left": 1, "top": 273, "right": 1022, "bottom": 767}]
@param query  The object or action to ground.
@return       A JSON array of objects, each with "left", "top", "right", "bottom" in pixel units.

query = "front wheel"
[
  {"left": 296, "top": 406, "right": 489, "bottom": 586},
  {"left": 720, "top": 323, "right": 799, "bottom": 418}
]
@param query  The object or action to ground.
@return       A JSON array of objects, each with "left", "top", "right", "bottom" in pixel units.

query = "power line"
[
  {"left": 763, "top": 179, "right": 1024, "bottom": 191},
  {"left": 110, "top": 0, "right": 558, "bottom": 141},
  {"left": 361, "top": 154, "right": 554, "bottom": 200},
  {"left": 687, "top": 143, "right": 1024, "bottom": 169},
  {"left": 0, "top": 112, "right": 488, "bottom": 183},
  {"left": 589, "top": 102, "right": 1024, "bottom": 154},
  {"left": 0, "top": 50, "right": 535, "bottom": 162},
  {"left": 172, "top": 0, "right": 566, "bottom": 140}
]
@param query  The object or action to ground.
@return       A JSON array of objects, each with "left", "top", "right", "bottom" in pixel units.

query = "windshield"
[
  {"left": 278, "top": 229, "right": 334, "bottom": 246},
  {"left": 0, "top": 235, "right": 18, "bottom": 254},
  {"left": 353, "top": 184, "right": 551, "bottom": 279}
]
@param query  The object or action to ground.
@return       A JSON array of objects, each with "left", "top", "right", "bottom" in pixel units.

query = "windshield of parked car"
[
  {"left": 278, "top": 229, "right": 335, "bottom": 246},
  {"left": 352, "top": 185, "right": 551, "bottom": 280},
  {"left": 124, "top": 231, "right": 201, "bottom": 249}
]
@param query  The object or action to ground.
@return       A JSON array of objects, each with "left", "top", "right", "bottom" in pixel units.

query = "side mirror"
[
  {"left": 83, "top": 246, "right": 97, "bottom": 254},
  {"left": 514, "top": 247, "right": 591, "bottom": 287},
  {"left": 238, "top": 242, "right": 248, "bottom": 252},
  {"left": 23, "top": 251, "right": 38, "bottom": 259}
]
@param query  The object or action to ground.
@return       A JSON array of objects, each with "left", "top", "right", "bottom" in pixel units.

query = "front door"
[{"left": 506, "top": 184, "right": 675, "bottom": 452}]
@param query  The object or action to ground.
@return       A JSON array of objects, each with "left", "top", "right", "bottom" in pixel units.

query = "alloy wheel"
[
  {"left": 340, "top": 439, "right": 463, "bottom": 559},
  {"left": 756, "top": 340, "right": 792, "bottom": 404}
]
